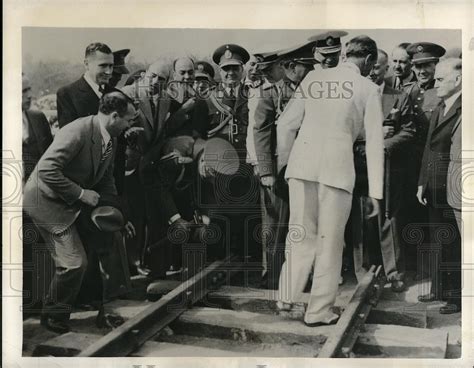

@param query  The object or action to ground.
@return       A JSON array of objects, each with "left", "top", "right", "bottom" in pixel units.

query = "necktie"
[
  {"left": 223, "top": 88, "right": 236, "bottom": 108},
  {"left": 98, "top": 84, "right": 106, "bottom": 95},
  {"left": 150, "top": 98, "right": 156, "bottom": 118},
  {"left": 436, "top": 102, "right": 446, "bottom": 127},
  {"left": 22, "top": 112, "right": 29, "bottom": 143},
  {"left": 101, "top": 139, "right": 113, "bottom": 163},
  {"left": 394, "top": 77, "right": 401, "bottom": 90}
]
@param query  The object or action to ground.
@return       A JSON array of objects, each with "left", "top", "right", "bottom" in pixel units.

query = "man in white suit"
[{"left": 276, "top": 35, "right": 385, "bottom": 326}]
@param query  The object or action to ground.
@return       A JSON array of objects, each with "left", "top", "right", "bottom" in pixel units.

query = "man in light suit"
[
  {"left": 417, "top": 58, "right": 462, "bottom": 314},
  {"left": 23, "top": 92, "right": 137, "bottom": 333},
  {"left": 276, "top": 36, "right": 384, "bottom": 326}
]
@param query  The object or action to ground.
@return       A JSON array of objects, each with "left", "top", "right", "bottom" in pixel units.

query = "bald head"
[
  {"left": 173, "top": 57, "right": 195, "bottom": 82},
  {"left": 145, "top": 59, "right": 171, "bottom": 96},
  {"left": 368, "top": 49, "right": 389, "bottom": 85},
  {"left": 146, "top": 59, "right": 171, "bottom": 80},
  {"left": 434, "top": 57, "right": 462, "bottom": 99}
]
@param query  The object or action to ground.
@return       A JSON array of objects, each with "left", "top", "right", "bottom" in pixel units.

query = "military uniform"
[
  {"left": 403, "top": 42, "right": 446, "bottom": 277},
  {"left": 253, "top": 76, "right": 299, "bottom": 289},
  {"left": 202, "top": 44, "right": 262, "bottom": 262},
  {"left": 308, "top": 30, "right": 347, "bottom": 68}
]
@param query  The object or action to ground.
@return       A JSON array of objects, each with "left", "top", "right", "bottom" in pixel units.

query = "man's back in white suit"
[{"left": 277, "top": 62, "right": 384, "bottom": 199}]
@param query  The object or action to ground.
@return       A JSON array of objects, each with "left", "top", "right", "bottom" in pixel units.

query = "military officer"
[
  {"left": 309, "top": 30, "right": 348, "bottom": 69},
  {"left": 194, "top": 60, "right": 216, "bottom": 97},
  {"left": 205, "top": 44, "right": 260, "bottom": 261},
  {"left": 207, "top": 44, "right": 250, "bottom": 152},
  {"left": 109, "top": 49, "right": 131, "bottom": 88},
  {"left": 246, "top": 51, "right": 282, "bottom": 168},
  {"left": 405, "top": 42, "right": 446, "bottom": 158},
  {"left": 253, "top": 43, "right": 317, "bottom": 289},
  {"left": 404, "top": 42, "right": 446, "bottom": 278}
]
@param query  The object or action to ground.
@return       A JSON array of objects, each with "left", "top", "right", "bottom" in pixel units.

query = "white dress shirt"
[
  {"left": 84, "top": 73, "right": 102, "bottom": 98},
  {"left": 443, "top": 90, "right": 461, "bottom": 116}
]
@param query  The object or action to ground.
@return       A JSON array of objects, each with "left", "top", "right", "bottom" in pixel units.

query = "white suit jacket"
[{"left": 276, "top": 62, "right": 384, "bottom": 199}]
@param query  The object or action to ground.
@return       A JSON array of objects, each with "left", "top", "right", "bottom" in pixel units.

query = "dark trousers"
[
  {"left": 260, "top": 180, "right": 289, "bottom": 289},
  {"left": 351, "top": 193, "right": 405, "bottom": 282},
  {"left": 425, "top": 189, "right": 461, "bottom": 305},
  {"left": 123, "top": 171, "right": 147, "bottom": 272}
]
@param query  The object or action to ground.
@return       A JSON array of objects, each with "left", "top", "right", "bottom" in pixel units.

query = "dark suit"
[
  {"left": 352, "top": 84, "right": 415, "bottom": 282},
  {"left": 418, "top": 95, "right": 462, "bottom": 306},
  {"left": 23, "top": 109, "right": 53, "bottom": 181},
  {"left": 165, "top": 83, "right": 209, "bottom": 138},
  {"left": 57, "top": 76, "right": 126, "bottom": 194},
  {"left": 253, "top": 78, "right": 297, "bottom": 288},
  {"left": 22, "top": 109, "right": 53, "bottom": 315},
  {"left": 23, "top": 116, "right": 117, "bottom": 321},
  {"left": 121, "top": 85, "right": 184, "bottom": 276},
  {"left": 447, "top": 114, "right": 462, "bottom": 231},
  {"left": 385, "top": 71, "right": 417, "bottom": 91}
]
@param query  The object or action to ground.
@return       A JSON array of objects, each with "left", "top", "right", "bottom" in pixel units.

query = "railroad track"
[{"left": 29, "top": 255, "right": 450, "bottom": 358}]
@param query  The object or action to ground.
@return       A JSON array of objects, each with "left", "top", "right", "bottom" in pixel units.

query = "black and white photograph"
[{"left": 3, "top": 1, "right": 472, "bottom": 366}]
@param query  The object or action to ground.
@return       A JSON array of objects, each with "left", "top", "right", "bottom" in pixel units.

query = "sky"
[{"left": 23, "top": 27, "right": 461, "bottom": 64}]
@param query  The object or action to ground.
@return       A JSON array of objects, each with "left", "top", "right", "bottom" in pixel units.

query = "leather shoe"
[
  {"left": 40, "top": 315, "right": 70, "bottom": 334},
  {"left": 304, "top": 317, "right": 339, "bottom": 328},
  {"left": 96, "top": 313, "right": 125, "bottom": 329},
  {"left": 439, "top": 303, "right": 461, "bottom": 314},
  {"left": 390, "top": 280, "right": 407, "bottom": 293},
  {"left": 417, "top": 293, "right": 437, "bottom": 303}
]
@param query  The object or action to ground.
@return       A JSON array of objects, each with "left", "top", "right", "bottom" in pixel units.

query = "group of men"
[{"left": 22, "top": 30, "right": 462, "bottom": 333}]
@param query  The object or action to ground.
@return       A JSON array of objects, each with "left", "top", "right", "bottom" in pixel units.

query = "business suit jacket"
[
  {"left": 277, "top": 62, "right": 385, "bottom": 199},
  {"left": 23, "top": 109, "right": 53, "bottom": 181},
  {"left": 23, "top": 115, "right": 117, "bottom": 234},
  {"left": 57, "top": 76, "right": 102, "bottom": 128},
  {"left": 122, "top": 84, "right": 171, "bottom": 152},
  {"left": 419, "top": 94, "right": 462, "bottom": 199},
  {"left": 447, "top": 112, "right": 462, "bottom": 211},
  {"left": 56, "top": 75, "right": 126, "bottom": 193},
  {"left": 381, "top": 84, "right": 416, "bottom": 158},
  {"left": 165, "top": 83, "right": 209, "bottom": 138},
  {"left": 121, "top": 85, "right": 181, "bottom": 221}
]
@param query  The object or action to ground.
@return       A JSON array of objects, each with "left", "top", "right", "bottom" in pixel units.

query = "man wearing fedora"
[{"left": 23, "top": 91, "right": 137, "bottom": 334}]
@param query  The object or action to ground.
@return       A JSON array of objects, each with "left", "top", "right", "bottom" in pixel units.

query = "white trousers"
[{"left": 278, "top": 179, "right": 352, "bottom": 324}]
